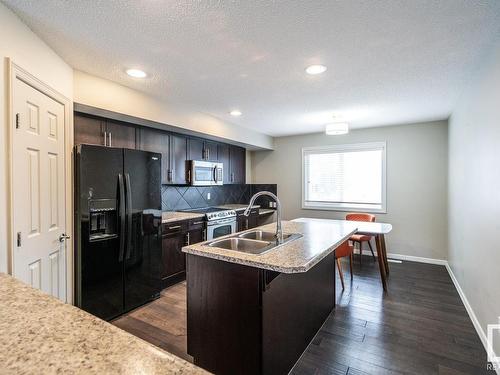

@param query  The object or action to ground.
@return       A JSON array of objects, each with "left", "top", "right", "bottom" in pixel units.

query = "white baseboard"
[
  {"left": 351, "top": 248, "right": 448, "bottom": 265},
  {"left": 386, "top": 252, "right": 448, "bottom": 266},
  {"left": 445, "top": 263, "right": 499, "bottom": 374},
  {"left": 352, "top": 247, "right": 498, "bottom": 372}
]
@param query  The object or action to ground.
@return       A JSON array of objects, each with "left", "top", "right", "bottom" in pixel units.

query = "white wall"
[
  {"left": 245, "top": 150, "right": 253, "bottom": 183},
  {"left": 74, "top": 71, "right": 274, "bottom": 151},
  {"left": 448, "top": 39, "right": 500, "bottom": 355},
  {"left": 0, "top": 3, "right": 74, "bottom": 273},
  {"left": 252, "top": 121, "right": 449, "bottom": 259}
]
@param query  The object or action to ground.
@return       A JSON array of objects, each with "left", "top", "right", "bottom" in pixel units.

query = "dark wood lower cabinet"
[
  {"left": 186, "top": 251, "right": 336, "bottom": 375},
  {"left": 161, "top": 225, "right": 188, "bottom": 288},
  {"left": 237, "top": 209, "right": 259, "bottom": 232},
  {"left": 161, "top": 219, "right": 206, "bottom": 289},
  {"left": 187, "top": 219, "right": 206, "bottom": 245}
]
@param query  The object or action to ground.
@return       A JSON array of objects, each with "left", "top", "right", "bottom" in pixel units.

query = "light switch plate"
[{"left": 207, "top": 192, "right": 211, "bottom": 200}]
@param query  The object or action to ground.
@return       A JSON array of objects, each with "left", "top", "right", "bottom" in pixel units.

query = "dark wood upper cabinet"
[
  {"left": 217, "top": 144, "right": 231, "bottom": 184},
  {"left": 139, "top": 129, "right": 187, "bottom": 185},
  {"left": 74, "top": 114, "right": 137, "bottom": 149},
  {"left": 105, "top": 120, "right": 137, "bottom": 149},
  {"left": 74, "top": 108, "right": 246, "bottom": 186},
  {"left": 204, "top": 141, "right": 218, "bottom": 161},
  {"left": 189, "top": 138, "right": 219, "bottom": 161},
  {"left": 74, "top": 113, "right": 105, "bottom": 146},
  {"left": 229, "top": 146, "right": 246, "bottom": 184},
  {"left": 170, "top": 134, "right": 188, "bottom": 185},
  {"left": 138, "top": 128, "right": 170, "bottom": 184},
  {"left": 188, "top": 137, "right": 205, "bottom": 160}
]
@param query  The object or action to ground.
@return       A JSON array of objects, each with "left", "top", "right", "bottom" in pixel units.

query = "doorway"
[{"left": 8, "top": 61, "right": 72, "bottom": 302}]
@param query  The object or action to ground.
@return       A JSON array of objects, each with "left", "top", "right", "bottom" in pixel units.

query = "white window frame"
[{"left": 301, "top": 142, "right": 387, "bottom": 213}]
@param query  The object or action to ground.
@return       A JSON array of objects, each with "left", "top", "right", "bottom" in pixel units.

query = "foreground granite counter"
[
  {"left": 183, "top": 219, "right": 358, "bottom": 273},
  {"left": 0, "top": 273, "right": 208, "bottom": 375}
]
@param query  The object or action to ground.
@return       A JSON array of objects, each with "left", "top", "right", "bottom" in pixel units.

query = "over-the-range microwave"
[{"left": 189, "top": 160, "right": 223, "bottom": 186}]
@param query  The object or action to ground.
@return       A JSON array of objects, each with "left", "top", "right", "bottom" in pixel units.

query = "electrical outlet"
[{"left": 207, "top": 192, "right": 211, "bottom": 200}]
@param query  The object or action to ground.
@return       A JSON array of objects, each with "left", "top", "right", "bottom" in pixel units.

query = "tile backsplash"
[{"left": 161, "top": 184, "right": 277, "bottom": 211}]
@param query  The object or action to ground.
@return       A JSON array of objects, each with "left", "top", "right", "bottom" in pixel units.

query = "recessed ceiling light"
[
  {"left": 126, "top": 69, "right": 147, "bottom": 78},
  {"left": 305, "top": 65, "right": 327, "bottom": 75},
  {"left": 230, "top": 110, "right": 242, "bottom": 117},
  {"left": 325, "top": 122, "right": 349, "bottom": 135}
]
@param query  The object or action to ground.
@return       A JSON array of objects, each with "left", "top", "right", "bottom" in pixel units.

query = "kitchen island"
[
  {"left": 0, "top": 273, "right": 207, "bottom": 375},
  {"left": 183, "top": 219, "right": 358, "bottom": 375}
]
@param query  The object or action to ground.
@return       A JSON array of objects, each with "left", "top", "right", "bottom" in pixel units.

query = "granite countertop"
[
  {"left": 0, "top": 273, "right": 209, "bottom": 375},
  {"left": 162, "top": 211, "right": 205, "bottom": 223},
  {"left": 293, "top": 217, "right": 393, "bottom": 235},
  {"left": 259, "top": 208, "right": 276, "bottom": 215},
  {"left": 215, "top": 204, "right": 260, "bottom": 211},
  {"left": 182, "top": 220, "right": 358, "bottom": 273}
]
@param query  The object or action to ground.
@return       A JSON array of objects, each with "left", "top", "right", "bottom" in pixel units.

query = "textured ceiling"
[{"left": 4, "top": 0, "right": 500, "bottom": 136}]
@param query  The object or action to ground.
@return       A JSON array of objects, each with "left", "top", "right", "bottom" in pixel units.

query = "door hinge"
[
  {"left": 17, "top": 232, "right": 21, "bottom": 247},
  {"left": 15, "top": 113, "right": 20, "bottom": 129}
]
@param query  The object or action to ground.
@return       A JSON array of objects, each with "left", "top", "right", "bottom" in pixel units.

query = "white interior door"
[{"left": 12, "top": 76, "right": 67, "bottom": 301}]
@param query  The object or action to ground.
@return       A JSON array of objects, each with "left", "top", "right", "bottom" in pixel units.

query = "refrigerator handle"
[
  {"left": 118, "top": 174, "right": 126, "bottom": 262},
  {"left": 125, "top": 173, "right": 133, "bottom": 260}
]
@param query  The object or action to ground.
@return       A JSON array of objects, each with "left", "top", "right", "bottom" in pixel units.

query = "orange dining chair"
[
  {"left": 346, "top": 213, "right": 376, "bottom": 264},
  {"left": 335, "top": 240, "right": 353, "bottom": 290}
]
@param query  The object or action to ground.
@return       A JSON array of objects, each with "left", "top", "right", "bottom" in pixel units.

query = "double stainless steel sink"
[{"left": 204, "top": 230, "right": 302, "bottom": 255}]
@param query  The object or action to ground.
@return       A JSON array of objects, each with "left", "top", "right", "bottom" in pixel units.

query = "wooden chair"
[
  {"left": 335, "top": 240, "right": 353, "bottom": 290},
  {"left": 346, "top": 213, "right": 376, "bottom": 264}
]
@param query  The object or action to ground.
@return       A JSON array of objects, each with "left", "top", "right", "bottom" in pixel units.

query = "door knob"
[{"left": 59, "top": 233, "right": 71, "bottom": 243}]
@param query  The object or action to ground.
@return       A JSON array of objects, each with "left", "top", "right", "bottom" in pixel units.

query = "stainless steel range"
[{"left": 181, "top": 207, "right": 237, "bottom": 240}]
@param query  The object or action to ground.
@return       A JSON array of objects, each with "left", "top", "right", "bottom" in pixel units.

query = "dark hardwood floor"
[
  {"left": 112, "top": 257, "right": 493, "bottom": 375},
  {"left": 112, "top": 281, "right": 191, "bottom": 362},
  {"left": 292, "top": 257, "right": 493, "bottom": 375}
]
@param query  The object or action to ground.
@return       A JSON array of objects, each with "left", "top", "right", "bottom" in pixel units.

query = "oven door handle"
[{"left": 207, "top": 217, "right": 237, "bottom": 226}]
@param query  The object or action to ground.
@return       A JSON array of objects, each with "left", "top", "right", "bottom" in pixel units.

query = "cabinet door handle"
[
  {"left": 168, "top": 225, "right": 181, "bottom": 230},
  {"left": 104, "top": 131, "right": 107, "bottom": 146},
  {"left": 207, "top": 148, "right": 210, "bottom": 160},
  {"left": 187, "top": 170, "right": 191, "bottom": 183},
  {"left": 192, "top": 221, "right": 204, "bottom": 225},
  {"left": 108, "top": 132, "right": 112, "bottom": 147},
  {"left": 185, "top": 232, "right": 190, "bottom": 246},
  {"left": 203, "top": 229, "right": 207, "bottom": 241}
]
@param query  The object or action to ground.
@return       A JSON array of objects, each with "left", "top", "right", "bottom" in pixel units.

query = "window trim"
[{"left": 301, "top": 142, "right": 387, "bottom": 213}]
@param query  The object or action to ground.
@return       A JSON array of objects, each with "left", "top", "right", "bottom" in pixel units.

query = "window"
[{"left": 302, "top": 142, "right": 386, "bottom": 213}]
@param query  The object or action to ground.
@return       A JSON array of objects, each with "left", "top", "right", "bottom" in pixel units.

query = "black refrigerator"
[{"left": 74, "top": 144, "right": 162, "bottom": 321}]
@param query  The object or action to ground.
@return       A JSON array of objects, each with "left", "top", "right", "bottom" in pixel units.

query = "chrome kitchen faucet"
[{"left": 244, "top": 191, "right": 283, "bottom": 243}]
